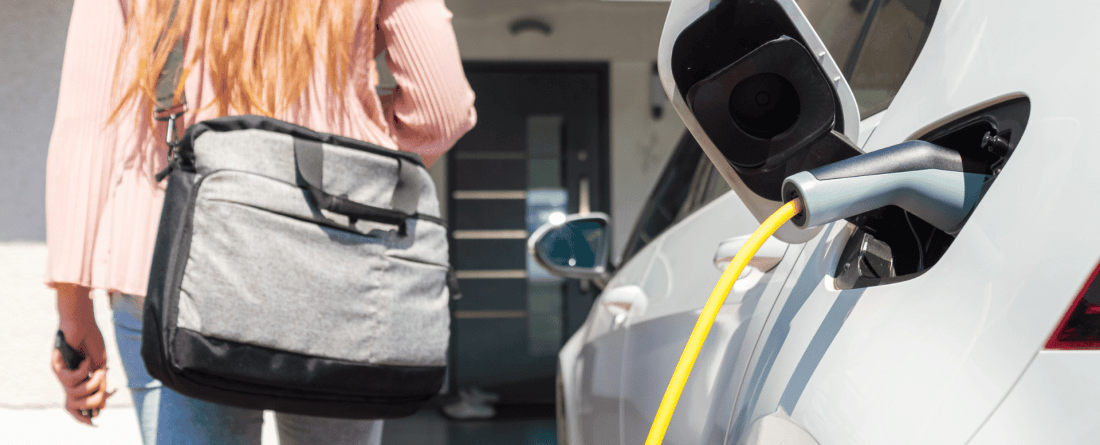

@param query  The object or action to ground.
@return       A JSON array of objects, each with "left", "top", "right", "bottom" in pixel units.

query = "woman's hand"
[{"left": 51, "top": 284, "right": 112, "bottom": 425}]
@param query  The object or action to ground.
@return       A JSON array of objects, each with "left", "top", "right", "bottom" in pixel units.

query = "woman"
[{"left": 45, "top": 0, "right": 475, "bottom": 443}]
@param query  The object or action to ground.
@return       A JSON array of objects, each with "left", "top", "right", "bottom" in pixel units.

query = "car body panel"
[
  {"left": 628, "top": 190, "right": 768, "bottom": 326},
  {"left": 969, "top": 350, "right": 1100, "bottom": 444},
  {"left": 726, "top": 222, "right": 856, "bottom": 441},
  {"left": 774, "top": 0, "right": 1100, "bottom": 443},
  {"left": 576, "top": 329, "right": 625, "bottom": 445},
  {"left": 560, "top": 244, "right": 659, "bottom": 445},
  {"left": 785, "top": 119, "right": 1100, "bottom": 444},
  {"left": 561, "top": 0, "right": 1100, "bottom": 444},
  {"left": 619, "top": 190, "right": 806, "bottom": 445}
]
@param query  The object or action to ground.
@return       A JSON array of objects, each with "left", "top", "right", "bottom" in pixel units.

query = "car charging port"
[{"left": 832, "top": 96, "right": 1030, "bottom": 289}]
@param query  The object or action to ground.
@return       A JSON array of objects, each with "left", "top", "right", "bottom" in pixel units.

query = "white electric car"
[{"left": 529, "top": 0, "right": 1100, "bottom": 444}]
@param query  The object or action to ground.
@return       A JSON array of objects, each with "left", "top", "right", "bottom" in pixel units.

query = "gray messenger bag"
[
  {"left": 139, "top": 13, "right": 455, "bottom": 420},
  {"left": 142, "top": 115, "right": 455, "bottom": 419}
]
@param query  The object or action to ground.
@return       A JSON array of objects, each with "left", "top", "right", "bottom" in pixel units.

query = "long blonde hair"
[{"left": 112, "top": 0, "right": 371, "bottom": 121}]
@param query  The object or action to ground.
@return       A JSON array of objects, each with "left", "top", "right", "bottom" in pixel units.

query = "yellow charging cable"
[{"left": 644, "top": 200, "right": 802, "bottom": 445}]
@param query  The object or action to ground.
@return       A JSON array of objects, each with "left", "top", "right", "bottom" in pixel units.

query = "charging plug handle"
[{"left": 782, "top": 140, "right": 989, "bottom": 233}]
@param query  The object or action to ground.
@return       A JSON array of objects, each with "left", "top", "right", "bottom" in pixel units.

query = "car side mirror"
[{"left": 527, "top": 213, "right": 612, "bottom": 282}]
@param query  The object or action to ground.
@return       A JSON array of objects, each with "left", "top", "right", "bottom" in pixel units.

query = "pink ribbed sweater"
[{"left": 44, "top": 0, "right": 476, "bottom": 296}]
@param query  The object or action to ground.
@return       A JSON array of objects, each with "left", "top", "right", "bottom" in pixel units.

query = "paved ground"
[
  {"left": 3, "top": 243, "right": 138, "bottom": 443},
  {"left": 0, "top": 407, "right": 283, "bottom": 444},
  {"left": 0, "top": 407, "right": 145, "bottom": 444},
  {"left": 0, "top": 243, "right": 132, "bottom": 411}
]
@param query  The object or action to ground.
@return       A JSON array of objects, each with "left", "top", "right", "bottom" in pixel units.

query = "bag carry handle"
[{"left": 294, "top": 138, "right": 421, "bottom": 234}]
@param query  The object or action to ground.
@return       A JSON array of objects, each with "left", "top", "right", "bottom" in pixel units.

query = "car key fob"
[
  {"left": 55, "top": 330, "right": 95, "bottom": 419},
  {"left": 55, "top": 330, "right": 85, "bottom": 370}
]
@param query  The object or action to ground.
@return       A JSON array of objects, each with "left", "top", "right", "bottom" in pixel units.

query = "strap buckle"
[{"left": 155, "top": 105, "right": 187, "bottom": 161}]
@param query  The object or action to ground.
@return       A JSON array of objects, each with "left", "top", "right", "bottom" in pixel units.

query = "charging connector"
[{"left": 781, "top": 140, "right": 989, "bottom": 233}]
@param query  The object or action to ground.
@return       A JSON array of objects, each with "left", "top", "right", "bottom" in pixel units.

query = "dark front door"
[{"left": 448, "top": 62, "right": 609, "bottom": 403}]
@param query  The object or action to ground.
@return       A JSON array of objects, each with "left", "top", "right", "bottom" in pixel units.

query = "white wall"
[
  {"left": 0, "top": 0, "right": 133, "bottom": 413},
  {"left": 608, "top": 61, "right": 685, "bottom": 261},
  {"left": 0, "top": 0, "right": 72, "bottom": 242}
]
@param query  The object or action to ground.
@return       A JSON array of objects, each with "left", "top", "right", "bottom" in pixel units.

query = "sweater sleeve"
[
  {"left": 377, "top": 0, "right": 477, "bottom": 165},
  {"left": 43, "top": 0, "right": 127, "bottom": 288}
]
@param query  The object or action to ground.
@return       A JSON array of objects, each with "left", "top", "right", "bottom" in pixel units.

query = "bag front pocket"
[{"left": 178, "top": 170, "right": 398, "bottom": 364}]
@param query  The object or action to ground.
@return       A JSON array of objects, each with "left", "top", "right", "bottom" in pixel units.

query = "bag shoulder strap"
[
  {"left": 154, "top": 0, "right": 186, "bottom": 116},
  {"left": 153, "top": 0, "right": 187, "bottom": 150},
  {"left": 155, "top": 37, "right": 187, "bottom": 118}
]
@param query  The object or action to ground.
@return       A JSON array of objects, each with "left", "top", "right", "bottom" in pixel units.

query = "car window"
[
  {"left": 620, "top": 132, "right": 730, "bottom": 264},
  {"left": 797, "top": 0, "right": 941, "bottom": 117}
]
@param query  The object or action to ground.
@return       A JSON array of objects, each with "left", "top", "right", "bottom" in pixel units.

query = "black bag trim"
[
  {"left": 170, "top": 370, "right": 427, "bottom": 419},
  {"left": 143, "top": 166, "right": 200, "bottom": 386},
  {"left": 177, "top": 367, "right": 429, "bottom": 403},
  {"left": 177, "top": 115, "right": 425, "bottom": 167},
  {"left": 172, "top": 328, "right": 446, "bottom": 398}
]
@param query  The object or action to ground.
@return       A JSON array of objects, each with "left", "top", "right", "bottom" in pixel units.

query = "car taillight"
[{"left": 1046, "top": 262, "right": 1100, "bottom": 349}]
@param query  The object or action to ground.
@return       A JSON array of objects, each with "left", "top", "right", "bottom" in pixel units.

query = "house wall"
[{"left": 0, "top": 0, "right": 71, "bottom": 242}]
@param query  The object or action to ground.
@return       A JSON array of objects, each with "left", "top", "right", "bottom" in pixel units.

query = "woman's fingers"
[
  {"left": 51, "top": 348, "right": 91, "bottom": 388},
  {"left": 52, "top": 351, "right": 114, "bottom": 426},
  {"left": 52, "top": 348, "right": 93, "bottom": 425},
  {"left": 68, "top": 376, "right": 112, "bottom": 414},
  {"left": 49, "top": 348, "right": 65, "bottom": 376},
  {"left": 53, "top": 287, "right": 111, "bottom": 426},
  {"left": 64, "top": 399, "right": 95, "bottom": 426},
  {"left": 74, "top": 384, "right": 109, "bottom": 410},
  {"left": 63, "top": 368, "right": 106, "bottom": 398}
]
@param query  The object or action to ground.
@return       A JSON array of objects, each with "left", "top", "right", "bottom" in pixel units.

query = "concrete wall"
[
  {"left": 0, "top": 0, "right": 137, "bottom": 413},
  {"left": 0, "top": 0, "right": 72, "bottom": 242}
]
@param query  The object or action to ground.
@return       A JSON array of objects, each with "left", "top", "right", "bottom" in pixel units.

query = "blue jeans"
[{"left": 110, "top": 293, "right": 383, "bottom": 445}]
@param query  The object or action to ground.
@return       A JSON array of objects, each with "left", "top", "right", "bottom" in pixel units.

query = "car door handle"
[
  {"left": 600, "top": 285, "right": 647, "bottom": 329},
  {"left": 605, "top": 302, "right": 631, "bottom": 328},
  {"left": 713, "top": 235, "right": 789, "bottom": 274}
]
